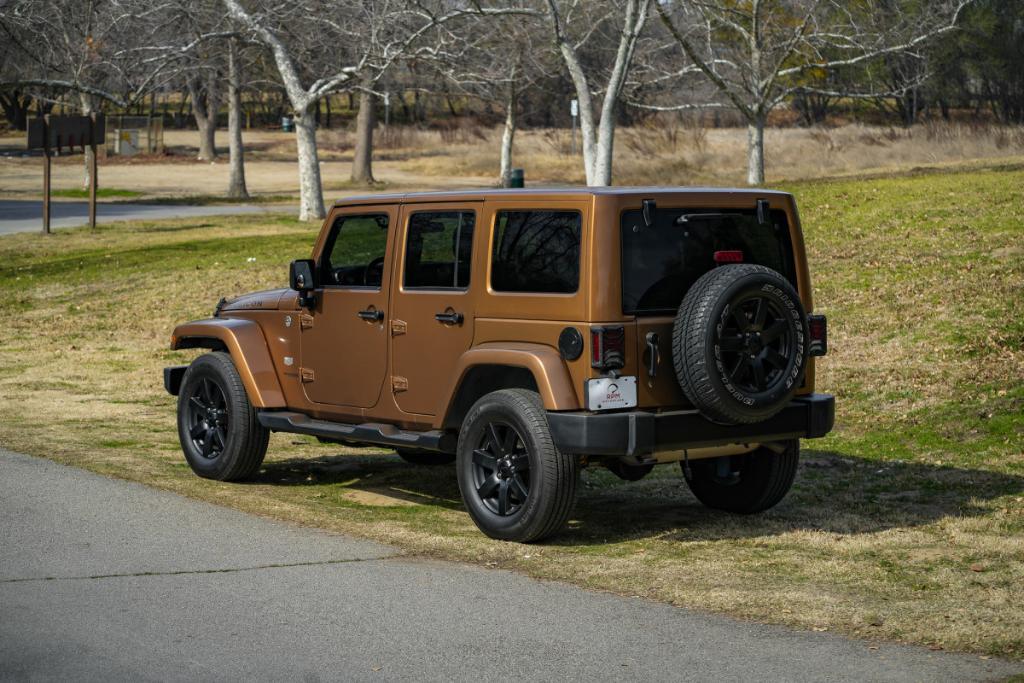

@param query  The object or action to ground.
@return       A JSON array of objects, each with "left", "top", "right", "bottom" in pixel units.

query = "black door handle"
[
  {"left": 645, "top": 331, "right": 659, "bottom": 378},
  {"left": 435, "top": 311, "right": 464, "bottom": 325},
  {"left": 358, "top": 308, "right": 384, "bottom": 321}
]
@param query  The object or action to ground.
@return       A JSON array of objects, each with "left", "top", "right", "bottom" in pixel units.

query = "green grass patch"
[
  {"left": 0, "top": 166, "right": 1022, "bottom": 659},
  {"left": 52, "top": 187, "right": 143, "bottom": 198}
]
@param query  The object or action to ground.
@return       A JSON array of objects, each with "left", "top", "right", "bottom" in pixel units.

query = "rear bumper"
[{"left": 546, "top": 393, "right": 835, "bottom": 457}]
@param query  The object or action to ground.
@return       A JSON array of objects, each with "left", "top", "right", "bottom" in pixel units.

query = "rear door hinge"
[
  {"left": 390, "top": 319, "right": 407, "bottom": 336},
  {"left": 391, "top": 375, "right": 408, "bottom": 392},
  {"left": 299, "top": 313, "right": 314, "bottom": 330},
  {"left": 300, "top": 367, "right": 314, "bottom": 383}
]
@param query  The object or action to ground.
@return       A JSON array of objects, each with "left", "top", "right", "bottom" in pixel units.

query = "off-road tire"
[
  {"left": 456, "top": 389, "right": 578, "bottom": 542},
  {"left": 605, "top": 459, "right": 655, "bottom": 482},
  {"left": 177, "top": 352, "right": 269, "bottom": 481},
  {"left": 396, "top": 448, "right": 456, "bottom": 466},
  {"left": 683, "top": 441, "right": 799, "bottom": 513},
  {"left": 673, "top": 264, "right": 809, "bottom": 425}
]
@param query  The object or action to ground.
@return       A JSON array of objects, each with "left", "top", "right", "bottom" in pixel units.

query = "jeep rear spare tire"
[{"left": 672, "top": 264, "right": 809, "bottom": 425}]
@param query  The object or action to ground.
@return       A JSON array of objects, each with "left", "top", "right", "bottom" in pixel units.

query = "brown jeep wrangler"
[{"left": 165, "top": 189, "right": 833, "bottom": 542}]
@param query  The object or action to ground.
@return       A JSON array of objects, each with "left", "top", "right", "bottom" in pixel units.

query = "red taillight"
[
  {"left": 808, "top": 314, "right": 828, "bottom": 356},
  {"left": 714, "top": 250, "right": 744, "bottom": 263},
  {"left": 591, "top": 327, "right": 625, "bottom": 370}
]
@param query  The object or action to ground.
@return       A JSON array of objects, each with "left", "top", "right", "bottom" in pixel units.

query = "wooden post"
[
  {"left": 42, "top": 115, "right": 51, "bottom": 235},
  {"left": 89, "top": 112, "right": 98, "bottom": 230}
]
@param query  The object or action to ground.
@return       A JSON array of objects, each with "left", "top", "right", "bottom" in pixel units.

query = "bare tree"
[
  {"left": 350, "top": 80, "right": 377, "bottom": 184},
  {"left": 545, "top": 0, "right": 652, "bottom": 186},
  {"left": 431, "top": 7, "right": 547, "bottom": 186},
  {"left": 224, "top": 0, "right": 524, "bottom": 220},
  {"left": 646, "top": 0, "right": 976, "bottom": 185},
  {"left": 1, "top": 0, "right": 222, "bottom": 186},
  {"left": 226, "top": 36, "right": 248, "bottom": 198},
  {"left": 187, "top": 69, "right": 221, "bottom": 161}
]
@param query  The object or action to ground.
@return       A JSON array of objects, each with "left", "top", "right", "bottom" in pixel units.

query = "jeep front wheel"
[
  {"left": 456, "top": 389, "right": 578, "bottom": 542},
  {"left": 682, "top": 440, "right": 799, "bottom": 513},
  {"left": 177, "top": 352, "right": 269, "bottom": 481}
]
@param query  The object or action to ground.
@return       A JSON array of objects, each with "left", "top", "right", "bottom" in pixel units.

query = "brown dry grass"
[
  {"left": 3, "top": 121, "right": 1022, "bottom": 202},
  {"left": 0, "top": 164, "right": 1022, "bottom": 659}
]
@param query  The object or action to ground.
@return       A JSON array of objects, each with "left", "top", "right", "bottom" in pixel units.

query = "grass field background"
[{"left": 0, "top": 164, "right": 1021, "bottom": 657}]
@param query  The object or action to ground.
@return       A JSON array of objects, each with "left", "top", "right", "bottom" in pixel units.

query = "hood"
[{"left": 218, "top": 288, "right": 292, "bottom": 313}]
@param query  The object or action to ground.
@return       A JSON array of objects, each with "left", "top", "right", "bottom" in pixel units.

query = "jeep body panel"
[
  {"left": 171, "top": 317, "right": 286, "bottom": 408},
  {"left": 169, "top": 186, "right": 826, "bottom": 451}
]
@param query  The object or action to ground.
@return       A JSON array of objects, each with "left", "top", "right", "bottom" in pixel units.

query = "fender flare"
[
  {"left": 441, "top": 342, "right": 580, "bottom": 420},
  {"left": 170, "top": 318, "right": 286, "bottom": 408}
]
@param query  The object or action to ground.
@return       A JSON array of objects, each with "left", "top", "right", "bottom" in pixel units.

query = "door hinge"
[
  {"left": 299, "top": 313, "right": 314, "bottom": 330},
  {"left": 300, "top": 367, "right": 314, "bottom": 383},
  {"left": 391, "top": 375, "right": 408, "bottom": 392},
  {"left": 390, "top": 319, "right": 407, "bottom": 336}
]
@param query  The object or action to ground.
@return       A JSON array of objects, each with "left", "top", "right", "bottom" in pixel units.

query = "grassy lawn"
[
  {"left": 51, "top": 187, "right": 144, "bottom": 199},
  {"left": 0, "top": 165, "right": 1021, "bottom": 658}
]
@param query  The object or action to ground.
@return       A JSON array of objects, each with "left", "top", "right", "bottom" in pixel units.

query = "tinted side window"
[
  {"left": 322, "top": 214, "right": 389, "bottom": 288},
  {"left": 491, "top": 210, "right": 581, "bottom": 293},
  {"left": 403, "top": 211, "right": 475, "bottom": 289}
]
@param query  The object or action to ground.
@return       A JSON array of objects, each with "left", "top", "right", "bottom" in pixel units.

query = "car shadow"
[{"left": 251, "top": 447, "right": 1024, "bottom": 545}]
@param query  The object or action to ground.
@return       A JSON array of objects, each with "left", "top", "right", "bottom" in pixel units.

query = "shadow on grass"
[{"left": 251, "top": 447, "right": 1024, "bottom": 544}]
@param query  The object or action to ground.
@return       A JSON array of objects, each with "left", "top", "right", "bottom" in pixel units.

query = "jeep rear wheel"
[
  {"left": 177, "top": 352, "right": 269, "bottom": 481},
  {"left": 456, "top": 389, "right": 577, "bottom": 543},
  {"left": 683, "top": 441, "right": 799, "bottom": 513},
  {"left": 673, "top": 264, "right": 809, "bottom": 425}
]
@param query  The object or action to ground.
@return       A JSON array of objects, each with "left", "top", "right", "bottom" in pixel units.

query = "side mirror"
[{"left": 289, "top": 259, "right": 316, "bottom": 308}]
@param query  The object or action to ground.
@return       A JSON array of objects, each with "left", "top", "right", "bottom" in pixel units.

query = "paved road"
[
  {"left": 0, "top": 200, "right": 283, "bottom": 235},
  {"left": 1, "top": 450, "right": 1019, "bottom": 682}
]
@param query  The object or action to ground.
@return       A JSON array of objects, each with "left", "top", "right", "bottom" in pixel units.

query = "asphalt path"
[
  {"left": 1, "top": 449, "right": 1020, "bottom": 682},
  {"left": 0, "top": 199, "right": 280, "bottom": 235}
]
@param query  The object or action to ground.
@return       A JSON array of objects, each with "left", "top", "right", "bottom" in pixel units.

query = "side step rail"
[{"left": 256, "top": 411, "right": 455, "bottom": 453}]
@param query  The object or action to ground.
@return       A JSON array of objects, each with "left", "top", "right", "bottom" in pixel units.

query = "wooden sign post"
[{"left": 27, "top": 114, "right": 106, "bottom": 235}]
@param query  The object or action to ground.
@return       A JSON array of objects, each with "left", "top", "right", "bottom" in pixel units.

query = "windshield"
[{"left": 620, "top": 208, "right": 795, "bottom": 315}]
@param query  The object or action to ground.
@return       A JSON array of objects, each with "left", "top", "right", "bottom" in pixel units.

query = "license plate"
[{"left": 585, "top": 376, "right": 637, "bottom": 411}]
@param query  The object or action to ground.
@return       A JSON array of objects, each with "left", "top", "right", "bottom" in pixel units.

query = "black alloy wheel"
[
  {"left": 176, "top": 352, "right": 269, "bottom": 481},
  {"left": 716, "top": 293, "right": 796, "bottom": 394},
  {"left": 471, "top": 422, "right": 531, "bottom": 516},
  {"left": 673, "top": 264, "right": 808, "bottom": 425},
  {"left": 185, "top": 377, "right": 229, "bottom": 459},
  {"left": 456, "top": 389, "right": 577, "bottom": 542}
]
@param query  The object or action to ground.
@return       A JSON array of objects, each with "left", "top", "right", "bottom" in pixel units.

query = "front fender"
[
  {"left": 444, "top": 342, "right": 580, "bottom": 413},
  {"left": 171, "top": 318, "right": 286, "bottom": 408}
]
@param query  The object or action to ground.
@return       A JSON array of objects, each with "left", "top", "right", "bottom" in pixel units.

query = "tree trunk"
[
  {"left": 351, "top": 89, "right": 376, "bottom": 184},
  {"left": 295, "top": 107, "right": 325, "bottom": 221},
  {"left": 499, "top": 88, "right": 517, "bottom": 188},
  {"left": 79, "top": 93, "right": 96, "bottom": 190},
  {"left": 1, "top": 92, "right": 31, "bottom": 131},
  {"left": 189, "top": 75, "right": 219, "bottom": 161},
  {"left": 227, "top": 39, "right": 249, "bottom": 200},
  {"left": 592, "top": 111, "right": 616, "bottom": 186},
  {"left": 196, "top": 111, "right": 217, "bottom": 160},
  {"left": 746, "top": 116, "right": 765, "bottom": 186}
]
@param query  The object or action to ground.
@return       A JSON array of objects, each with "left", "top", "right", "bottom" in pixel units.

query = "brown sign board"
[{"left": 27, "top": 115, "right": 106, "bottom": 153}]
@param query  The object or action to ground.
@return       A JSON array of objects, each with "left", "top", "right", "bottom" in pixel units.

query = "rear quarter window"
[{"left": 491, "top": 210, "right": 581, "bottom": 293}]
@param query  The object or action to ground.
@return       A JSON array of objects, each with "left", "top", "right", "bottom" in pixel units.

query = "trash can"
[
  {"left": 281, "top": 115, "right": 294, "bottom": 133},
  {"left": 509, "top": 168, "right": 524, "bottom": 188}
]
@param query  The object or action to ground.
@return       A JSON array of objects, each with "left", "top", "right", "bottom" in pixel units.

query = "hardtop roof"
[{"left": 331, "top": 186, "right": 792, "bottom": 207}]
